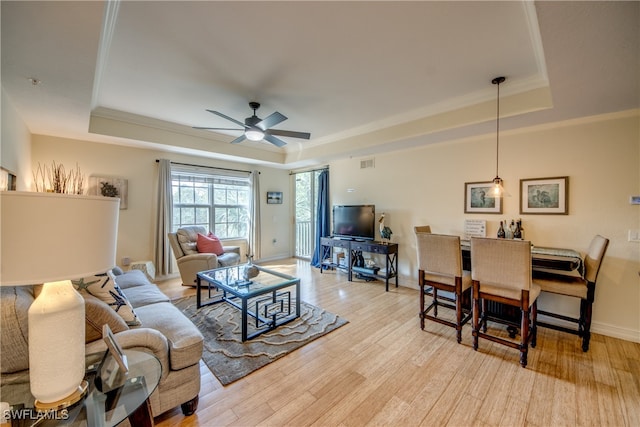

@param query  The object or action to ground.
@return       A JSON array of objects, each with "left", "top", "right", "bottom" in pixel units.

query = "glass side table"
[{"left": 1, "top": 349, "right": 161, "bottom": 427}]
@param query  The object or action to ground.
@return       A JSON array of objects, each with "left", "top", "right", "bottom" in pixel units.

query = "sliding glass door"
[{"left": 293, "top": 171, "right": 320, "bottom": 259}]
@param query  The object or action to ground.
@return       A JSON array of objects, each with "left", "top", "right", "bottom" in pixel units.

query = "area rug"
[{"left": 173, "top": 295, "right": 348, "bottom": 385}]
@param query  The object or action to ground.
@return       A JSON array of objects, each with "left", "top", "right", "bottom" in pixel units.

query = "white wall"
[
  {"left": 30, "top": 135, "right": 291, "bottom": 271},
  {"left": 10, "top": 107, "right": 640, "bottom": 342},
  {"left": 330, "top": 110, "right": 640, "bottom": 342},
  {"left": 1, "top": 89, "right": 31, "bottom": 190}
]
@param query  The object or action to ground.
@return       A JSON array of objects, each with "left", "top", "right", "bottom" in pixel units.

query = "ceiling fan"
[{"left": 194, "top": 101, "right": 311, "bottom": 147}]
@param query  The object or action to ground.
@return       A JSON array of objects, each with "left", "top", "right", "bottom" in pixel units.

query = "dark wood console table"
[{"left": 320, "top": 237, "right": 399, "bottom": 291}]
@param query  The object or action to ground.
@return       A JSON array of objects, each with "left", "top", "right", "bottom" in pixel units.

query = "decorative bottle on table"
[
  {"left": 243, "top": 256, "right": 259, "bottom": 280},
  {"left": 497, "top": 221, "right": 506, "bottom": 239},
  {"left": 507, "top": 220, "right": 515, "bottom": 239},
  {"left": 514, "top": 219, "right": 524, "bottom": 239}
]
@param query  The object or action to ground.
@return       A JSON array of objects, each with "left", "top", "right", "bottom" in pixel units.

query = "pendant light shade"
[{"left": 487, "top": 76, "right": 508, "bottom": 198}]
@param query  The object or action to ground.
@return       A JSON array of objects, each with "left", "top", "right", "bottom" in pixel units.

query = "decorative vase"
[{"left": 243, "top": 256, "right": 259, "bottom": 280}]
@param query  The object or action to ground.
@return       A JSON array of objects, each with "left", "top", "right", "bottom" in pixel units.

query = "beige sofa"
[
  {"left": 0, "top": 269, "right": 203, "bottom": 418},
  {"left": 168, "top": 225, "right": 241, "bottom": 287}
]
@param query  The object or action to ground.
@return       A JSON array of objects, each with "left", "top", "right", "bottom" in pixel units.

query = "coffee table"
[{"left": 196, "top": 264, "right": 301, "bottom": 341}]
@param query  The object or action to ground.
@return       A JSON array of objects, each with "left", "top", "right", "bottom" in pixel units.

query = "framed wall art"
[
  {"left": 0, "top": 167, "right": 17, "bottom": 191},
  {"left": 520, "top": 176, "right": 568, "bottom": 215},
  {"left": 464, "top": 181, "right": 502, "bottom": 214},
  {"left": 90, "top": 176, "right": 128, "bottom": 209},
  {"left": 266, "top": 191, "right": 283, "bottom": 204}
]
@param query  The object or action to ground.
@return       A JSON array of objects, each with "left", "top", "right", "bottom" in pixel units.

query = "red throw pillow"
[{"left": 196, "top": 233, "right": 224, "bottom": 256}]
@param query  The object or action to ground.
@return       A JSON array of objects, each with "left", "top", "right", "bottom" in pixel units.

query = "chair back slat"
[
  {"left": 416, "top": 233, "right": 462, "bottom": 277},
  {"left": 584, "top": 235, "right": 609, "bottom": 283},
  {"left": 414, "top": 225, "right": 432, "bottom": 234},
  {"left": 470, "top": 237, "right": 532, "bottom": 290}
]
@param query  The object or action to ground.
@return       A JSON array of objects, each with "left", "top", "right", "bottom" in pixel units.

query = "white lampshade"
[
  {"left": 0, "top": 191, "right": 120, "bottom": 406},
  {"left": 1, "top": 192, "right": 120, "bottom": 285}
]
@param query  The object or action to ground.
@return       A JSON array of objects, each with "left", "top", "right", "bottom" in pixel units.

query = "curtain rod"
[
  {"left": 289, "top": 166, "right": 329, "bottom": 175},
  {"left": 155, "top": 159, "right": 257, "bottom": 174}
]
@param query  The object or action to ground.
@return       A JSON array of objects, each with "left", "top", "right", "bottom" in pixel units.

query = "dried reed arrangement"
[{"left": 32, "top": 162, "right": 85, "bottom": 194}]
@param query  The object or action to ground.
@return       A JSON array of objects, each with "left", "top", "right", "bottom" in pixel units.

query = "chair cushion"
[
  {"left": 197, "top": 232, "right": 224, "bottom": 256},
  {"left": 176, "top": 226, "right": 207, "bottom": 255},
  {"left": 72, "top": 274, "right": 141, "bottom": 326},
  {"left": 218, "top": 251, "right": 241, "bottom": 267},
  {"left": 480, "top": 282, "right": 541, "bottom": 306},
  {"left": 534, "top": 274, "right": 588, "bottom": 299},
  {"left": 424, "top": 270, "right": 472, "bottom": 291}
]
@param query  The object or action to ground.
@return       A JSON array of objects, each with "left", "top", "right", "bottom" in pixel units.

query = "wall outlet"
[
  {"left": 122, "top": 257, "right": 131, "bottom": 266},
  {"left": 628, "top": 230, "right": 640, "bottom": 242}
]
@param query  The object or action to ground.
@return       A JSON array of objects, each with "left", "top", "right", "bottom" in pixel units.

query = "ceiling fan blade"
[
  {"left": 206, "top": 109, "right": 247, "bottom": 128},
  {"left": 230, "top": 135, "right": 247, "bottom": 144},
  {"left": 256, "top": 111, "right": 287, "bottom": 131},
  {"left": 266, "top": 129, "right": 311, "bottom": 140},
  {"left": 263, "top": 133, "right": 287, "bottom": 147},
  {"left": 193, "top": 127, "right": 243, "bottom": 131}
]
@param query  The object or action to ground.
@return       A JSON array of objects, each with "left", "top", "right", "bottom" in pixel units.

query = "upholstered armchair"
[{"left": 168, "top": 225, "right": 241, "bottom": 287}]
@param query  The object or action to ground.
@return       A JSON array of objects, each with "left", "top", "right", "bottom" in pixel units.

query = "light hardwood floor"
[{"left": 154, "top": 258, "right": 640, "bottom": 427}]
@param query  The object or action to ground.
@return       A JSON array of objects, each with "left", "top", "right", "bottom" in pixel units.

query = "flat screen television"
[{"left": 332, "top": 205, "right": 376, "bottom": 241}]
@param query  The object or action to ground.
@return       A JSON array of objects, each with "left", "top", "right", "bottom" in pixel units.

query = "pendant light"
[{"left": 488, "top": 76, "right": 508, "bottom": 198}]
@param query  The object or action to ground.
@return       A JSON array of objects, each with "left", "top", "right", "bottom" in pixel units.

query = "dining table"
[
  {"left": 460, "top": 239, "right": 584, "bottom": 277},
  {"left": 459, "top": 238, "right": 584, "bottom": 337}
]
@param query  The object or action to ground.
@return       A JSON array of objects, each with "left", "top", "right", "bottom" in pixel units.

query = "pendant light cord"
[
  {"left": 495, "top": 80, "right": 500, "bottom": 178},
  {"left": 492, "top": 76, "right": 505, "bottom": 179}
]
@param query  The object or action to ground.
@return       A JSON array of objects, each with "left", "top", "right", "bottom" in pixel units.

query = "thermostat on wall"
[{"left": 631, "top": 196, "right": 640, "bottom": 205}]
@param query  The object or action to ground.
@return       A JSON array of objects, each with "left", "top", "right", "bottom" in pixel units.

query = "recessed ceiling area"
[{"left": 2, "top": 1, "right": 638, "bottom": 169}]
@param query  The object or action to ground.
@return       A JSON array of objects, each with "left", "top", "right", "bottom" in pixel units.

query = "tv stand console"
[{"left": 319, "top": 237, "right": 399, "bottom": 291}]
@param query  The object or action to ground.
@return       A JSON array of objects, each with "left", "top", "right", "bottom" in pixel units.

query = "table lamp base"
[{"left": 34, "top": 380, "right": 88, "bottom": 411}]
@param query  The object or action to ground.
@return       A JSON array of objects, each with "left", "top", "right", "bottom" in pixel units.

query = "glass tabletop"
[
  {"left": 198, "top": 264, "right": 299, "bottom": 297},
  {"left": 1, "top": 349, "right": 161, "bottom": 427}
]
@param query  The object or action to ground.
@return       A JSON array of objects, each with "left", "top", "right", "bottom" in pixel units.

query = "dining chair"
[
  {"left": 414, "top": 225, "right": 432, "bottom": 233},
  {"left": 470, "top": 237, "right": 541, "bottom": 367},
  {"left": 415, "top": 230, "right": 471, "bottom": 343},
  {"left": 534, "top": 235, "right": 609, "bottom": 352}
]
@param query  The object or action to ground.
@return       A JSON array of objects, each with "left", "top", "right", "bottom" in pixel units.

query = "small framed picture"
[
  {"left": 266, "top": 191, "right": 283, "bottom": 204},
  {"left": 0, "top": 167, "right": 17, "bottom": 191},
  {"left": 520, "top": 176, "right": 569, "bottom": 215},
  {"left": 90, "top": 176, "right": 128, "bottom": 209},
  {"left": 464, "top": 181, "right": 502, "bottom": 214},
  {"left": 103, "top": 324, "right": 128, "bottom": 373}
]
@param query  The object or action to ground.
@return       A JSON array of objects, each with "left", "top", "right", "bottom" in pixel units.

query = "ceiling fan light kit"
[
  {"left": 194, "top": 101, "right": 311, "bottom": 147},
  {"left": 245, "top": 128, "right": 265, "bottom": 141}
]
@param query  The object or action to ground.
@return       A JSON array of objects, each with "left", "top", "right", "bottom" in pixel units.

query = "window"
[{"left": 171, "top": 168, "right": 250, "bottom": 239}]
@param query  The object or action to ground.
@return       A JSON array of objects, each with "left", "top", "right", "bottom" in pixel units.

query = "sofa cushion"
[
  {"left": 83, "top": 292, "right": 129, "bottom": 342},
  {"left": 111, "top": 269, "right": 152, "bottom": 290},
  {"left": 122, "top": 285, "right": 170, "bottom": 308},
  {"left": 0, "top": 286, "right": 33, "bottom": 373},
  {"left": 197, "top": 232, "right": 224, "bottom": 256},
  {"left": 133, "top": 302, "right": 204, "bottom": 370},
  {"left": 72, "top": 275, "right": 141, "bottom": 326}
]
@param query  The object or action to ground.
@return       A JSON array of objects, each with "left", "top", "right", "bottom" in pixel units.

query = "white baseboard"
[
  {"left": 255, "top": 254, "right": 291, "bottom": 264},
  {"left": 591, "top": 321, "right": 640, "bottom": 343},
  {"left": 402, "top": 274, "right": 640, "bottom": 344}
]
